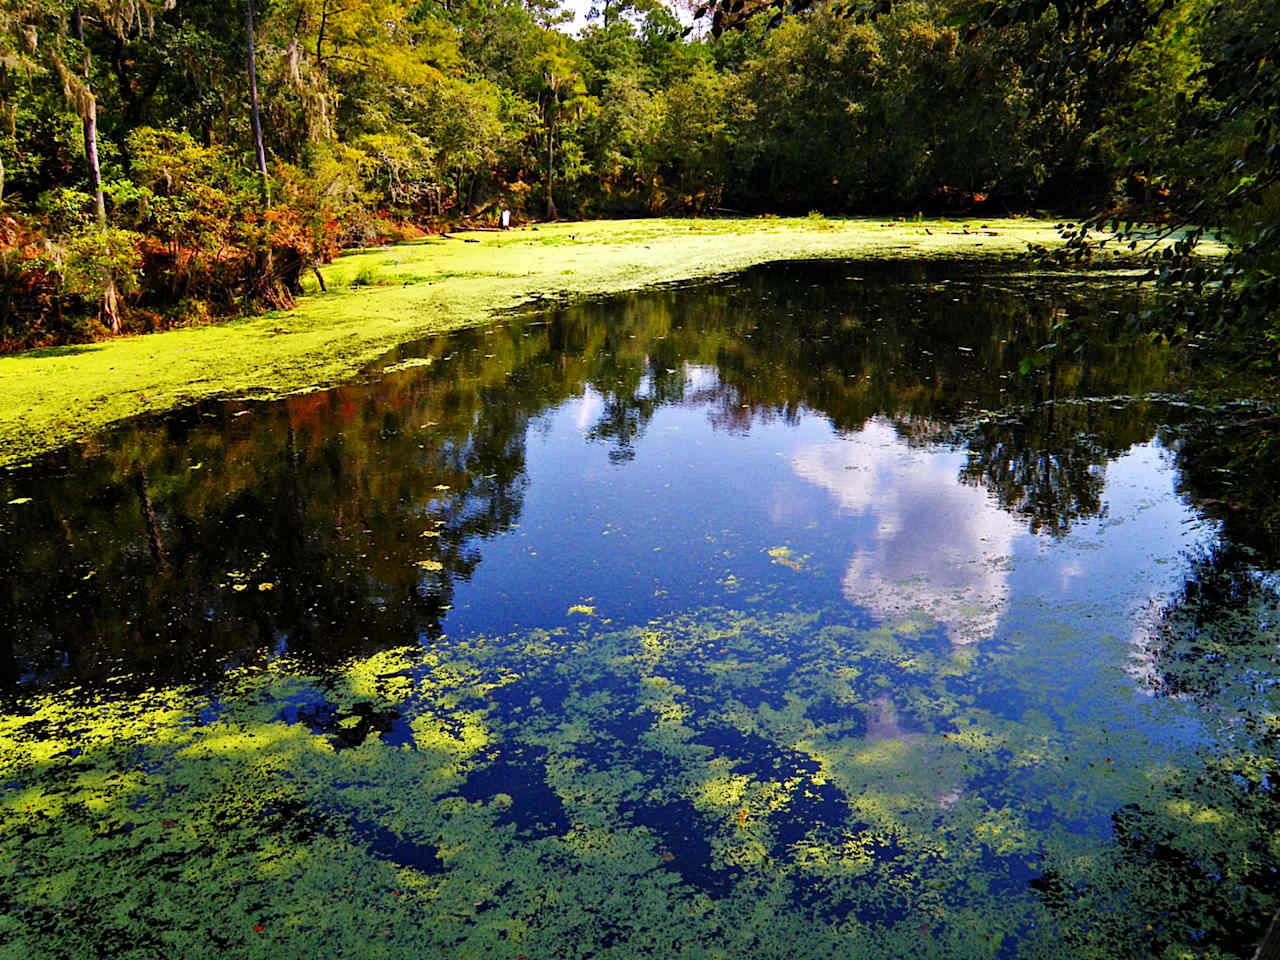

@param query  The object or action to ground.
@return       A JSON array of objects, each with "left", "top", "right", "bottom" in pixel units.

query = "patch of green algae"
[
  {"left": 0, "top": 217, "right": 1075, "bottom": 468},
  {"left": 2, "top": 601, "right": 1274, "bottom": 959}
]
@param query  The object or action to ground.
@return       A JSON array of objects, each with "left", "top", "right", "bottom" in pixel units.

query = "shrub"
[
  {"left": 59, "top": 227, "right": 144, "bottom": 334},
  {"left": 350, "top": 263, "right": 379, "bottom": 288},
  {"left": 0, "top": 213, "right": 65, "bottom": 350}
]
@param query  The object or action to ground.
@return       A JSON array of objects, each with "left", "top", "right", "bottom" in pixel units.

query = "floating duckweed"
[
  {"left": 766, "top": 545, "right": 811, "bottom": 573},
  {"left": 0, "top": 601, "right": 1276, "bottom": 959}
]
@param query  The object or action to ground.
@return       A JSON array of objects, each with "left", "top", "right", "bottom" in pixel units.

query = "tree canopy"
[{"left": 0, "top": 0, "right": 1271, "bottom": 350}]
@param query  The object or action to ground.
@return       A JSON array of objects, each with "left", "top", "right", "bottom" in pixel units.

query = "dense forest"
[{"left": 0, "top": 0, "right": 1275, "bottom": 348}]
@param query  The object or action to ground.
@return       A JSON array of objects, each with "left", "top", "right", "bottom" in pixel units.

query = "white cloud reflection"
[{"left": 793, "top": 418, "right": 1025, "bottom": 644}]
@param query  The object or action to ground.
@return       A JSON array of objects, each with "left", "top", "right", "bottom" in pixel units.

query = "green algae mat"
[
  {"left": 2, "top": 260, "right": 1276, "bottom": 959},
  {"left": 0, "top": 217, "right": 1072, "bottom": 469}
]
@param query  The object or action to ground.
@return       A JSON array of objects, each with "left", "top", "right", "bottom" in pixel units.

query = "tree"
[
  {"left": 693, "top": 0, "right": 1280, "bottom": 355},
  {"left": 245, "top": 0, "right": 270, "bottom": 204},
  {"left": 935, "top": 0, "right": 1279, "bottom": 345},
  {"left": 524, "top": 0, "right": 574, "bottom": 29},
  {"left": 0, "top": 6, "right": 44, "bottom": 204},
  {"left": 532, "top": 36, "right": 590, "bottom": 219},
  {"left": 68, "top": 9, "right": 106, "bottom": 225},
  {"left": 588, "top": 0, "right": 662, "bottom": 29},
  {"left": 67, "top": 3, "right": 175, "bottom": 223},
  {"left": 7, "top": 2, "right": 171, "bottom": 332}
]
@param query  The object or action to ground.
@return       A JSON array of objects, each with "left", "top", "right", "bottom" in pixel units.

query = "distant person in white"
[{"left": 501, "top": 209, "right": 511, "bottom": 230}]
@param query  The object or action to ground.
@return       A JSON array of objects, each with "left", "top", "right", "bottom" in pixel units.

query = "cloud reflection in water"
[{"left": 793, "top": 418, "right": 1025, "bottom": 644}]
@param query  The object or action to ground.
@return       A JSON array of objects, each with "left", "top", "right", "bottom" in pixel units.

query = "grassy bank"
[{"left": 0, "top": 216, "right": 1069, "bottom": 468}]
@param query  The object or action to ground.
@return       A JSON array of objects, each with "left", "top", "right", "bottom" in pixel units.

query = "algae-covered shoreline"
[{"left": 0, "top": 217, "right": 1071, "bottom": 469}]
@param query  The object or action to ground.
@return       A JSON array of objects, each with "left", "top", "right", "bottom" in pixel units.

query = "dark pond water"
[{"left": 2, "top": 260, "right": 1279, "bottom": 959}]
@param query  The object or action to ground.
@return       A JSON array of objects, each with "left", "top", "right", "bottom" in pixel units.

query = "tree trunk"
[
  {"left": 83, "top": 98, "right": 105, "bottom": 227},
  {"left": 71, "top": 9, "right": 119, "bottom": 333},
  {"left": 545, "top": 119, "right": 557, "bottom": 221},
  {"left": 71, "top": 10, "right": 106, "bottom": 228},
  {"left": 317, "top": 0, "right": 328, "bottom": 67},
  {"left": 134, "top": 466, "right": 168, "bottom": 570},
  {"left": 246, "top": 0, "right": 271, "bottom": 205}
]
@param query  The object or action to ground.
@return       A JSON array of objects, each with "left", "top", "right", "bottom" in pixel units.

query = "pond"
[{"left": 1, "top": 259, "right": 1278, "bottom": 959}]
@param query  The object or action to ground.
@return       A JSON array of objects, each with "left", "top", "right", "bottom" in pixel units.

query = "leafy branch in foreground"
[
  {"left": 1014, "top": 0, "right": 1280, "bottom": 353},
  {"left": 978, "top": 0, "right": 1279, "bottom": 353}
]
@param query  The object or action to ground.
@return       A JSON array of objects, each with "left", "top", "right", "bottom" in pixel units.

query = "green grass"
[{"left": 0, "top": 216, "right": 1074, "bottom": 467}]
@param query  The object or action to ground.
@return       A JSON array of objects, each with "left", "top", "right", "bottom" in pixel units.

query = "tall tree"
[
  {"left": 0, "top": 6, "right": 44, "bottom": 204},
  {"left": 245, "top": 0, "right": 270, "bottom": 203},
  {"left": 533, "top": 35, "right": 589, "bottom": 220},
  {"left": 55, "top": 2, "right": 170, "bottom": 331},
  {"left": 68, "top": 9, "right": 105, "bottom": 226},
  {"left": 61, "top": 2, "right": 174, "bottom": 223}
]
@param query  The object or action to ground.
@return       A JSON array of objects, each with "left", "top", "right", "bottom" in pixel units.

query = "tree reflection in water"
[
  {"left": 3, "top": 260, "right": 1280, "bottom": 959},
  {"left": 0, "top": 258, "right": 1239, "bottom": 695}
]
